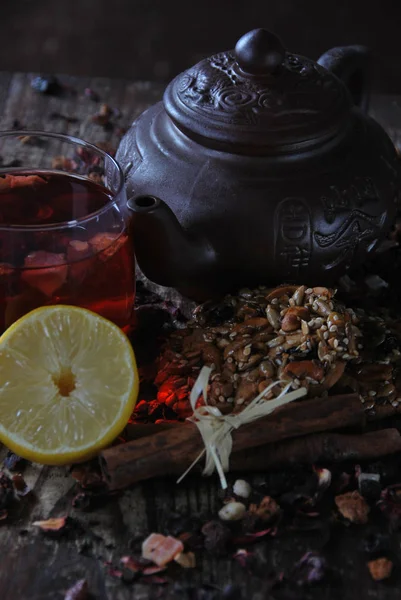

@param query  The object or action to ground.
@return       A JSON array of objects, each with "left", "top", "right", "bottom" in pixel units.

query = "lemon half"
[{"left": 0, "top": 305, "right": 138, "bottom": 464}]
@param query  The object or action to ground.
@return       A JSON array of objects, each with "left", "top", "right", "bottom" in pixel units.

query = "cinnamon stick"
[
  {"left": 230, "top": 428, "right": 401, "bottom": 470},
  {"left": 100, "top": 393, "right": 362, "bottom": 489}
]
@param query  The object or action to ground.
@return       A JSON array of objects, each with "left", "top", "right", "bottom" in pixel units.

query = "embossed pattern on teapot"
[{"left": 117, "top": 28, "right": 400, "bottom": 300}]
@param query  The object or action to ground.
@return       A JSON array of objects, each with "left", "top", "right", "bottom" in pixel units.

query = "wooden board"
[{"left": 0, "top": 72, "right": 401, "bottom": 600}]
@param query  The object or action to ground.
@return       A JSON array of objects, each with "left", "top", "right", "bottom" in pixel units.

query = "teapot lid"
[{"left": 164, "top": 29, "right": 352, "bottom": 154}]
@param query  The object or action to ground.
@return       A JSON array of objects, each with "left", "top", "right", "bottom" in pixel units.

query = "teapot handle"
[{"left": 317, "top": 45, "right": 370, "bottom": 112}]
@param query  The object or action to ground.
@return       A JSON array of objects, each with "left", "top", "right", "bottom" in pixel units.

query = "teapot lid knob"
[{"left": 235, "top": 28, "right": 285, "bottom": 75}]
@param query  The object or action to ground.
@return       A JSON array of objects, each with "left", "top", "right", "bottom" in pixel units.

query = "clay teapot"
[{"left": 117, "top": 28, "right": 400, "bottom": 300}]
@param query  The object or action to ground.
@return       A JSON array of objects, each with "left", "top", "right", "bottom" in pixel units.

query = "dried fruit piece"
[
  {"left": 218, "top": 501, "right": 246, "bottom": 521},
  {"left": 233, "top": 479, "right": 252, "bottom": 499},
  {"left": 22, "top": 251, "right": 68, "bottom": 296},
  {"left": 142, "top": 533, "right": 184, "bottom": 567},
  {"left": 67, "top": 240, "right": 93, "bottom": 282},
  {"left": 335, "top": 491, "right": 370, "bottom": 524},
  {"left": 33, "top": 516, "right": 68, "bottom": 532},
  {"left": 367, "top": 557, "right": 393, "bottom": 581},
  {"left": 201, "top": 520, "right": 231, "bottom": 554},
  {"left": 89, "top": 232, "right": 126, "bottom": 260},
  {"left": 174, "top": 551, "right": 196, "bottom": 568},
  {"left": 0, "top": 174, "right": 47, "bottom": 192}
]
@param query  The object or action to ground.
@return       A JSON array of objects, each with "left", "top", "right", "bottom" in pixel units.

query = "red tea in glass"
[{"left": 0, "top": 132, "right": 135, "bottom": 333}]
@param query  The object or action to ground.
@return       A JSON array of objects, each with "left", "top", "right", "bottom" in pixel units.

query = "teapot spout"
[{"left": 128, "top": 196, "right": 216, "bottom": 298}]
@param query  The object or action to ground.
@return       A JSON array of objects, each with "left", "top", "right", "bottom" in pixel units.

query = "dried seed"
[
  {"left": 301, "top": 320, "right": 309, "bottom": 335},
  {"left": 267, "top": 335, "right": 285, "bottom": 348},
  {"left": 265, "top": 305, "right": 281, "bottom": 329}
]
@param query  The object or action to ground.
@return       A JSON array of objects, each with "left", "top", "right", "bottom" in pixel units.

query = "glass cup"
[{"left": 0, "top": 131, "right": 135, "bottom": 333}]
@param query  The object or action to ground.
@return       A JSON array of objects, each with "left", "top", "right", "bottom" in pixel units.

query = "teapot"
[{"left": 117, "top": 28, "right": 400, "bottom": 300}]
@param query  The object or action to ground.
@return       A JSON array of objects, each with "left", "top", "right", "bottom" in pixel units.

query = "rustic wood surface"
[{"left": 1, "top": 72, "right": 401, "bottom": 600}]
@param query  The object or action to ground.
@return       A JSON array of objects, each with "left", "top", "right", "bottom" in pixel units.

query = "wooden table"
[{"left": 1, "top": 72, "right": 401, "bottom": 600}]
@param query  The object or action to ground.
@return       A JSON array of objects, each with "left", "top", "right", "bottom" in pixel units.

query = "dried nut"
[
  {"left": 232, "top": 317, "right": 271, "bottom": 334},
  {"left": 218, "top": 501, "right": 246, "bottom": 521},
  {"left": 235, "top": 379, "right": 259, "bottom": 402},
  {"left": 335, "top": 491, "right": 370, "bottom": 524},
  {"left": 249, "top": 496, "right": 280, "bottom": 522},
  {"left": 282, "top": 333, "right": 303, "bottom": 349},
  {"left": 313, "top": 361, "right": 345, "bottom": 392},
  {"left": 281, "top": 307, "right": 310, "bottom": 332},
  {"left": 259, "top": 360, "right": 275, "bottom": 378},
  {"left": 282, "top": 360, "right": 324, "bottom": 382},
  {"left": 312, "top": 286, "right": 332, "bottom": 298},
  {"left": 238, "top": 354, "right": 263, "bottom": 371},
  {"left": 223, "top": 336, "right": 250, "bottom": 360},
  {"left": 266, "top": 285, "right": 298, "bottom": 301},
  {"left": 202, "top": 345, "right": 221, "bottom": 369},
  {"left": 233, "top": 479, "right": 252, "bottom": 499},
  {"left": 252, "top": 330, "right": 276, "bottom": 344},
  {"left": 257, "top": 379, "right": 274, "bottom": 397},
  {"left": 367, "top": 557, "right": 393, "bottom": 581}
]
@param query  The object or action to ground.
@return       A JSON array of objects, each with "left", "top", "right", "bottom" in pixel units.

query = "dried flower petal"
[
  {"left": 64, "top": 579, "right": 89, "bottom": 600},
  {"left": 120, "top": 555, "right": 166, "bottom": 576},
  {"left": 201, "top": 520, "right": 231, "bottom": 555},
  {"left": 31, "top": 75, "right": 60, "bottom": 95},
  {"left": 367, "top": 557, "right": 393, "bottom": 581},
  {"left": 233, "top": 548, "right": 254, "bottom": 569},
  {"left": 335, "top": 491, "right": 370, "bottom": 524},
  {"left": 0, "top": 472, "right": 15, "bottom": 509},
  {"left": 142, "top": 533, "right": 184, "bottom": 567},
  {"left": 33, "top": 516, "right": 68, "bottom": 532},
  {"left": 314, "top": 467, "right": 332, "bottom": 491},
  {"left": 0, "top": 509, "right": 8, "bottom": 521},
  {"left": 249, "top": 496, "right": 280, "bottom": 522},
  {"left": 3, "top": 452, "right": 24, "bottom": 471},
  {"left": 232, "top": 528, "right": 272, "bottom": 545},
  {"left": 293, "top": 551, "right": 327, "bottom": 586}
]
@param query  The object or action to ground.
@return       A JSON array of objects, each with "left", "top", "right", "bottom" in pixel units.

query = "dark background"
[{"left": 1, "top": 0, "right": 401, "bottom": 92}]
